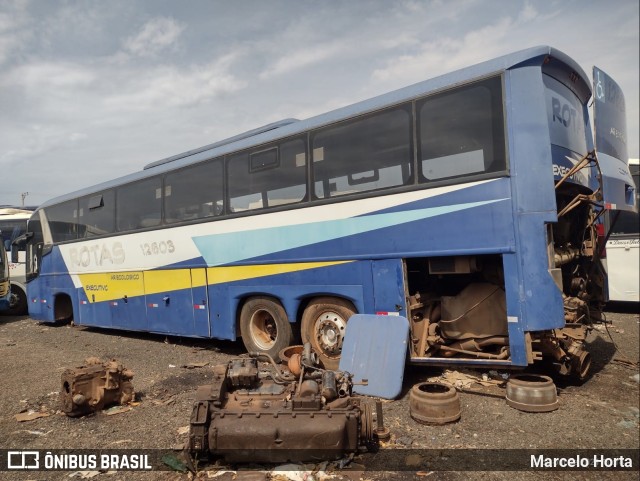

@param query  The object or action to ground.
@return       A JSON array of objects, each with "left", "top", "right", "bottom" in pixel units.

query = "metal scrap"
[
  {"left": 189, "top": 346, "right": 378, "bottom": 464},
  {"left": 427, "top": 368, "right": 505, "bottom": 389},
  {"left": 60, "top": 357, "right": 134, "bottom": 417},
  {"left": 14, "top": 411, "right": 50, "bottom": 422}
]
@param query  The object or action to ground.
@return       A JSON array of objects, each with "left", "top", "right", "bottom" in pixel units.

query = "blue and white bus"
[{"left": 20, "top": 46, "right": 636, "bottom": 377}]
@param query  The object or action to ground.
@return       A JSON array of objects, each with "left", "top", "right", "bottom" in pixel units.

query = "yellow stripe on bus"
[
  {"left": 79, "top": 272, "right": 145, "bottom": 303},
  {"left": 206, "top": 261, "right": 351, "bottom": 284},
  {"left": 78, "top": 261, "right": 352, "bottom": 303},
  {"left": 144, "top": 269, "right": 192, "bottom": 294}
]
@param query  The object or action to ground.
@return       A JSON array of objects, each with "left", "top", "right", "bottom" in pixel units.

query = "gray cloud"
[{"left": 0, "top": 0, "right": 637, "bottom": 206}]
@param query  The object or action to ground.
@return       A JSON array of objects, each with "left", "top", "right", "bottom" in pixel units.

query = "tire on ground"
[
  {"left": 239, "top": 296, "right": 293, "bottom": 359},
  {"left": 301, "top": 296, "right": 356, "bottom": 370}
]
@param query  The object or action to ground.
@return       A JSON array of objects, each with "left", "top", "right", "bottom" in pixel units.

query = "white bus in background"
[
  {"left": 605, "top": 158, "right": 639, "bottom": 303},
  {"left": 0, "top": 207, "right": 33, "bottom": 314}
]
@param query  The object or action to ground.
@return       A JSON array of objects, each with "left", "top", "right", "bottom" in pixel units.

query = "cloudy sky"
[{"left": 0, "top": 0, "right": 638, "bottom": 207}]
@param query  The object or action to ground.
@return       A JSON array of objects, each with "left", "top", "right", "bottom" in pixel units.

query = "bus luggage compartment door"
[
  {"left": 145, "top": 269, "right": 209, "bottom": 336},
  {"left": 78, "top": 272, "right": 146, "bottom": 330}
]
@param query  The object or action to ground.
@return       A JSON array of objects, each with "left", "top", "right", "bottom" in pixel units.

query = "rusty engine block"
[
  {"left": 61, "top": 357, "right": 134, "bottom": 417},
  {"left": 189, "top": 347, "right": 376, "bottom": 463}
]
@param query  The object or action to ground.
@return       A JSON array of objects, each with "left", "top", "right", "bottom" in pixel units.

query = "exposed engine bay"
[
  {"left": 406, "top": 180, "right": 605, "bottom": 379},
  {"left": 189, "top": 346, "right": 377, "bottom": 464}
]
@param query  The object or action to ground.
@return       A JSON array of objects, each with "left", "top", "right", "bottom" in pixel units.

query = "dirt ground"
[{"left": 0, "top": 305, "right": 638, "bottom": 481}]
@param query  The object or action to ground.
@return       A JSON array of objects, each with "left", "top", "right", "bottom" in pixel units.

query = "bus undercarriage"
[{"left": 405, "top": 182, "right": 605, "bottom": 380}]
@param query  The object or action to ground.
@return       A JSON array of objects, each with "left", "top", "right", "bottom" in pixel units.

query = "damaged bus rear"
[{"left": 405, "top": 47, "right": 636, "bottom": 378}]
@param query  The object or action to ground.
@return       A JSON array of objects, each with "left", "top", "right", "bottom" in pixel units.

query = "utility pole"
[{"left": 21, "top": 192, "right": 29, "bottom": 207}]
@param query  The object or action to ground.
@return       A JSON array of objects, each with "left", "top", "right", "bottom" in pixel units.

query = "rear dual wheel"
[
  {"left": 301, "top": 297, "right": 356, "bottom": 370},
  {"left": 239, "top": 296, "right": 292, "bottom": 359}
]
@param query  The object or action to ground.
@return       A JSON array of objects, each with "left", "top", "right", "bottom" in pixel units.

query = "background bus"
[
  {"left": 20, "top": 46, "right": 635, "bottom": 378},
  {"left": 0, "top": 207, "right": 33, "bottom": 315},
  {"left": 605, "top": 158, "right": 639, "bottom": 303}
]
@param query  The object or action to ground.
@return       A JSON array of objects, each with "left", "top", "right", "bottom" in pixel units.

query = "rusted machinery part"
[
  {"left": 288, "top": 352, "right": 303, "bottom": 376},
  {"left": 409, "top": 382, "right": 461, "bottom": 425},
  {"left": 570, "top": 349, "right": 592, "bottom": 380},
  {"left": 190, "top": 356, "right": 376, "bottom": 463},
  {"left": 505, "top": 374, "right": 559, "bottom": 413},
  {"left": 374, "top": 400, "right": 391, "bottom": 441},
  {"left": 60, "top": 358, "right": 134, "bottom": 417},
  {"left": 279, "top": 344, "right": 304, "bottom": 364},
  {"left": 360, "top": 402, "right": 375, "bottom": 443}
]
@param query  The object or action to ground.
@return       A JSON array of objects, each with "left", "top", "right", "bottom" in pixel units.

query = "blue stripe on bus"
[{"left": 192, "top": 199, "right": 506, "bottom": 267}]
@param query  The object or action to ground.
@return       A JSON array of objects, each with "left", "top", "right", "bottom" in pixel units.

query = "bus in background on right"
[{"left": 604, "top": 158, "right": 639, "bottom": 303}]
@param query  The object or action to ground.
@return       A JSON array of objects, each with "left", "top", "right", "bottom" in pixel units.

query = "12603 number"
[{"left": 140, "top": 240, "right": 175, "bottom": 256}]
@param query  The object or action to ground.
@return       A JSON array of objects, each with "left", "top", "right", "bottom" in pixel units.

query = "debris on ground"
[
  {"left": 104, "top": 405, "right": 133, "bottom": 416},
  {"left": 162, "top": 453, "right": 189, "bottom": 473},
  {"left": 68, "top": 471, "right": 101, "bottom": 479},
  {"left": 427, "top": 368, "right": 506, "bottom": 389},
  {"left": 182, "top": 362, "right": 209, "bottom": 369},
  {"left": 14, "top": 410, "right": 51, "bottom": 422},
  {"left": 60, "top": 357, "right": 134, "bottom": 417}
]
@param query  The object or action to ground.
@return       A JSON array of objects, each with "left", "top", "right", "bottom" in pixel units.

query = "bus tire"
[
  {"left": 239, "top": 296, "right": 292, "bottom": 359},
  {"left": 7, "top": 285, "right": 28, "bottom": 316},
  {"left": 301, "top": 297, "right": 356, "bottom": 370}
]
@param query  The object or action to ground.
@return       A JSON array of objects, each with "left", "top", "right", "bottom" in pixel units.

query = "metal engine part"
[
  {"left": 505, "top": 374, "right": 559, "bottom": 413},
  {"left": 538, "top": 323, "right": 592, "bottom": 379},
  {"left": 61, "top": 357, "right": 134, "bottom": 417},
  {"left": 189, "top": 353, "right": 376, "bottom": 463},
  {"left": 439, "top": 283, "right": 508, "bottom": 339},
  {"left": 409, "top": 382, "right": 461, "bottom": 424}
]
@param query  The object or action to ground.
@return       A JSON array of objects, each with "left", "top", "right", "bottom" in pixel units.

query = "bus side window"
[
  {"left": 311, "top": 105, "right": 413, "bottom": 199},
  {"left": 116, "top": 177, "right": 162, "bottom": 232},
  {"left": 228, "top": 137, "right": 307, "bottom": 212},
  {"left": 164, "top": 158, "right": 224, "bottom": 224},
  {"left": 418, "top": 76, "right": 506, "bottom": 183},
  {"left": 45, "top": 200, "right": 79, "bottom": 243},
  {"left": 78, "top": 191, "right": 115, "bottom": 238}
]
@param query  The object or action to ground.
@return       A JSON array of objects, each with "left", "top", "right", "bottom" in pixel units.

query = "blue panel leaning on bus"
[{"left": 18, "top": 45, "right": 636, "bottom": 379}]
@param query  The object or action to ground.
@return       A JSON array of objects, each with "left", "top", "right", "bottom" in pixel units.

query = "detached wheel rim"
[
  {"left": 314, "top": 311, "right": 347, "bottom": 356},
  {"left": 249, "top": 309, "right": 278, "bottom": 351}
]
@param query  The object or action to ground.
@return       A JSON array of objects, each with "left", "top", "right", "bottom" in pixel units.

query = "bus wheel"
[
  {"left": 301, "top": 297, "right": 356, "bottom": 370},
  {"left": 240, "top": 296, "right": 292, "bottom": 359},
  {"left": 7, "top": 285, "right": 28, "bottom": 315}
]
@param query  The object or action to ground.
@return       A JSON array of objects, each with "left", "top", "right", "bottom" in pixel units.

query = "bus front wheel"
[
  {"left": 301, "top": 297, "right": 356, "bottom": 370},
  {"left": 239, "top": 296, "right": 292, "bottom": 359},
  {"left": 7, "top": 285, "right": 28, "bottom": 316}
]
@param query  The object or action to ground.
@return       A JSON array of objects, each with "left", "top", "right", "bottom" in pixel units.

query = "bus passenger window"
[
  {"left": 418, "top": 76, "right": 506, "bottom": 183},
  {"left": 311, "top": 105, "right": 413, "bottom": 199},
  {"left": 78, "top": 191, "right": 115, "bottom": 238},
  {"left": 45, "top": 200, "right": 79, "bottom": 243},
  {"left": 164, "top": 159, "right": 224, "bottom": 223},
  {"left": 228, "top": 137, "right": 307, "bottom": 212},
  {"left": 116, "top": 177, "right": 162, "bottom": 231}
]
